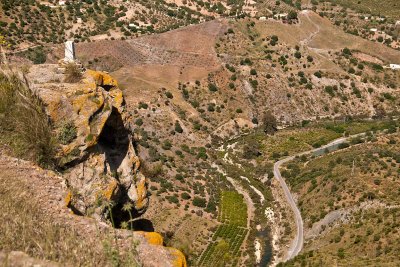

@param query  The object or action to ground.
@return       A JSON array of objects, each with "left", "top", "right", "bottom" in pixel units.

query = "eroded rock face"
[{"left": 45, "top": 70, "right": 148, "bottom": 220}]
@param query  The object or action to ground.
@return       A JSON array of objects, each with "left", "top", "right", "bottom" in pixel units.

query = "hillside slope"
[{"left": 280, "top": 129, "right": 400, "bottom": 266}]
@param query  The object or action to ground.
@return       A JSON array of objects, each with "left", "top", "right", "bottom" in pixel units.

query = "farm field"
[
  {"left": 237, "top": 119, "right": 396, "bottom": 160},
  {"left": 198, "top": 191, "right": 248, "bottom": 267}
]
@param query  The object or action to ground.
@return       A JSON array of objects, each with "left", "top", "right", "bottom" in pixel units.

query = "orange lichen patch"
[
  {"left": 167, "top": 247, "right": 187, "bottom": 267},
  {"left": 134, "top": 177, "right": 146, "bottom": 210},
  {"left": 87, "top": 70, "right": 104, "bottom": 86},
  {"left": 65, "top": 191, "right": 72, "bottom": 207},
  {"left": 85, "top": 81, "right": 97, "bottom": 91},
  {"left": 87, "top": 70, "right": 118, "bottom": 88},
  {"left": 82, "top": 94, "right": 105, "bottom": 116},
  {"left": 102, "top": 73, "right": 118, "bottom": 87},
  {"left": 136, "top": 232, "right": 164, "bottom": 246},
  {"left": 130, "top": 153, "right": 141, "bottom": 173},
  {"left": 109, "top": 89, "right": 124, "bottom": 110},
  {"left": 46, "top": 100, "right": 63, "bottom": 122},
  {"left": 103, "top": 180, "right": 118, "bottom": 201}
]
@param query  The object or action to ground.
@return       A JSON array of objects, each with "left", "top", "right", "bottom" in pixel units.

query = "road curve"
[{"left": 273, "top": 136, "right": 359, "bottom": 261}]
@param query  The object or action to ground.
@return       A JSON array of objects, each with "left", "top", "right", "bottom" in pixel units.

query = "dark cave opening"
[{"left": 98, "top": 107, "right": 129, "bottom": 174}]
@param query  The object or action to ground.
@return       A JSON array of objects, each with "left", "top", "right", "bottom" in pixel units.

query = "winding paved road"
[{"left": 273, "top": 135, "right": 361, "bottom": 261}]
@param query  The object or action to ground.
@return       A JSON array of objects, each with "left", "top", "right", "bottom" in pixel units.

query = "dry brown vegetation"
[
  {"left": 63, "top": 63, "right": 82, "bottom": 83},
  {"left": 0, "top": 155, "right": 141, "bottom": 267},
  {"left": 0, "top": 69, "right": 56, "bottom": 167}
]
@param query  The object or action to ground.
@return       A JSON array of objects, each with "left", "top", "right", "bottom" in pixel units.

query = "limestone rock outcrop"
[{"left": 42, "top": 70, "right": 148, "bottom": 220}]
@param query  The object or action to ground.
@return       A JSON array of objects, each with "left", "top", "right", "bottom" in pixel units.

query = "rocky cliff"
[
  {"left": 0, "top": 152, "right": 186, "bottom": 267},
  {"left": 39, "top": 70, "right": 148, "bottom": 220},
  {"left": 16, "top": 65, "right": 187, "bottom": 266}
]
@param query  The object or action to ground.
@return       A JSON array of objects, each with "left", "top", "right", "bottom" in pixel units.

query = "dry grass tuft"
[
  {"left": 0, "top": 69, "right": 56, "bottom": 168},
  {"left": 0, "top": 172, "right": 139, "bottom": 266},
  {"left": 64, "top": 63, "right": 82, "bottom": 83}
]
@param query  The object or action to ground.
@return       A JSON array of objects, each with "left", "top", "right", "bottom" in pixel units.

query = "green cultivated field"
[
  {"left": 240, "top": 119, "right": 395, "bottom": 160},
  {"left": 198, "top": 191, "right": 248, "bottom": 267}
]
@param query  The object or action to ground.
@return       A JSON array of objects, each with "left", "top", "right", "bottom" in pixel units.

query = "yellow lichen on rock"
[
  {"left": 65, "top": 191, "right": 72, "bottom": 207},
  {"left": 87, "top": 70, "right": 118, "bottom": 88},
  {"left": 103, "top": 180, "right": 118, "bottom": 201},
  {"left": 137, "top": 232, "right": 164, "bottom": 246},
  {"left": 167, "top": 247, "right": 187, "bottom": 267},
  {"left": 109, "top": 89, "right": 124, "bottom": 112},
  {"left": 134, "top": 177, "right": 147, "bottom": 210},
  {"left": 102, "top": 73, "right": 118, "bottom": 87},
  {"left": 131, "top": 154, "right": 141, "bottom": 173}
]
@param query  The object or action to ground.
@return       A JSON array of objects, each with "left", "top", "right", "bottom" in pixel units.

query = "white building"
[
  {"left": 389, "top": 64, "right": 400, "bottom": 70},
  {"left": 370, "top": 28, "right": 378, "bottom": 32},
  {"left": 59, "top": 0, "right": 66, "bottom": 6},
  {"left": 259, "top": 16, "right": 267, "bottom": 21}
]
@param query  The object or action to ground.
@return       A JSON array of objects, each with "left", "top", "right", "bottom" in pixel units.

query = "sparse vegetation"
[
  {"left": 0, "top": 166, "right": 140, "bottom": 266},
  {"left": 64, "top": 64, "right": 82, "bottom": 83},
  {"left": 0, "top": 70, "right": 56, "bottom": 167}
]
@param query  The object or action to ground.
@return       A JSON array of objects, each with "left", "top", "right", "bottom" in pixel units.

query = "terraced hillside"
[
  {"left": 0, "top": 0, "right": 255, "bottom": 50},
  {"left": 50, "top": 20, "right": 225, "bottom": 72}
]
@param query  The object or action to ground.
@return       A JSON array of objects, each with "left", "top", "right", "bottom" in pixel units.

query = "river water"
[{"left": 258, "top": 228, "right": 273, "bottom": 267}]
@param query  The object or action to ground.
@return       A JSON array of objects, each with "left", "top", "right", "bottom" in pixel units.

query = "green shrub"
[
  {"left": 197, "top": 147, "right": 208, "bottom": 160},
  {"left": 174, "top": 121, "right": 183, "bottom": 133},
  {"left": 138, "top": 102, "right": 148, "bottom": 109},
  {"left": 58, "top": 121, "right": 77, "bottom": 145},
  {"left": 208, "top": 83, "right": 218, "bottom": 92},
  {"left": 166, "top": 195, "right": 179, "bottom": 204},
  {"left": 24, "top": 46, "right": 47, "bottom": 64},
  {"left": 165, "top": 91, "right": 173, "bottom": 99},
  {"left": 162, "top": 140, "right": 172, "bottom": 150},
  {"left": 135, "top": 118, "right": 143, "bottom": 126},
  {"left": 193, "top": 197, "right": 207, "bottom": 208},
  {"left": 324, "top": 86, "right": 335, "bottom": 97},
  {"left": 181, "top": 192, "right": 191, "bottom": 200}
]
